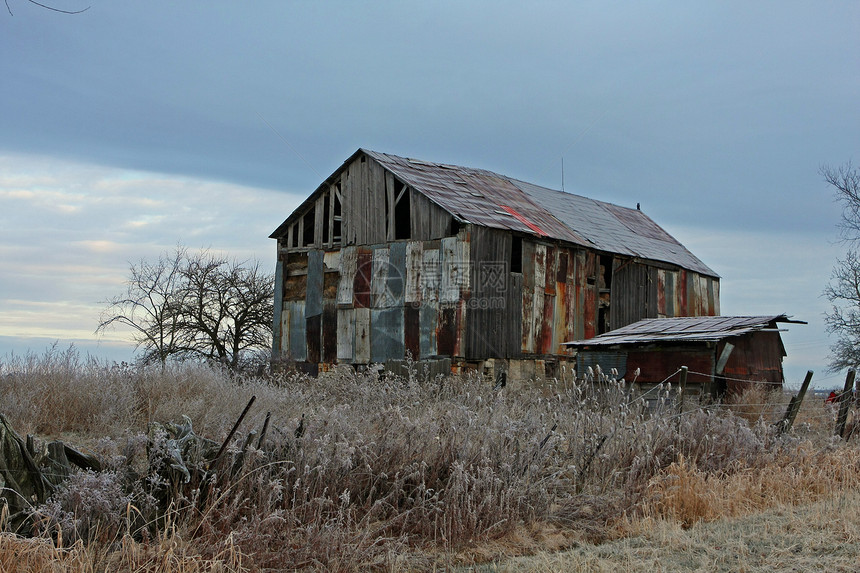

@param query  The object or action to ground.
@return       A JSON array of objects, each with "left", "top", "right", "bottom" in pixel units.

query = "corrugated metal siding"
[
  {"left": 722, "top": 331, "right": 784, "bottom": 388},
  {"left": 626, "top": 347, "right": 714, "bottom": 386},
  {"left": 577, "top": 351, "right": 628, "bottom": 380},
  {"left": 287, "top": 301, "right": 306, "bottom": 361}
]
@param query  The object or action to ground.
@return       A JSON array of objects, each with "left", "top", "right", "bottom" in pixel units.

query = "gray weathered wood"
[
  {"left": 354, "top": 307, "right": 371, "bottom": 363},
  {"left": 836, "top": 370, "right": 856, "bottom": 439}
]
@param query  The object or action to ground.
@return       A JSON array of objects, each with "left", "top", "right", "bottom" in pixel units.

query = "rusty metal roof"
[
  {"left": 563, "top": 315, "right": 805, "bottom": 347},
  {"left": 363, "top": 149, "right": 717, "bottom": 277}
]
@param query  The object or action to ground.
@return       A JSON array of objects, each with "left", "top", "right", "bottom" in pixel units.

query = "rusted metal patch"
[
  {"left": 437, "top": 305, "right": 457, "bottom": 356},
  {"left": 404, "top": 305, "right": 420, "bottom": 359},
  {"left": 541, "top": 293, "right": 555, "bottom": 355},
  {"left": 353, "top": 249, "right": 372, "bottom": 308}
]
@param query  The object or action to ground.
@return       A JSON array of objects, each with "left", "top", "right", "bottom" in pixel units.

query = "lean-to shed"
[
  {"left": 564, "top": 315, "right": 806, "bottom": 397},
  {"left": 270, "top": 149, "right": 720, "bottom": 377}
]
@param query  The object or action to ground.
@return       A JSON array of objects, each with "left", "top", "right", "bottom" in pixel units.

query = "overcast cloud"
[{"left": 1, "top": 1, "right": 857, "bottom": 387}]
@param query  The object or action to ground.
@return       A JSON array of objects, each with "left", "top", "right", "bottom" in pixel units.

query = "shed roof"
[
  {"left": 272, "top": 149, "right": 718, "bottom": 277},
  {"left": 563, "top": 315, "right": 806, "bottom": 348}
]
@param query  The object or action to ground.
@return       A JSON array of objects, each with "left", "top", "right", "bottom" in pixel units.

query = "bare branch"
[
  {"left": 6, "top": 0, "right": 90, "bottom": 15},
  {"left": 823, "top": 163, "right": 860, "bottom": 371}
]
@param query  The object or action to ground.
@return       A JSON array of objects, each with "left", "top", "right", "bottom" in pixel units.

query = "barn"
[
  {"left": 564, "top": 315, "right": 806, "bottom": 398},
  {"left": 270, "top": 149, "right": 720, "bottom": 378}
]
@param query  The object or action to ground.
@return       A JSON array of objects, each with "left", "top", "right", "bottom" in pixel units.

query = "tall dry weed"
[{"left": 2, "top": 349, "right": 860, "bottom": 569}]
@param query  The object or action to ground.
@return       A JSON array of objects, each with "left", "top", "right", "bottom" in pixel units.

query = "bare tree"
[
  {"left": 823, "top": 162, "right": 860, "bottom": 371},
  {"left": 173, "top": 253, "right": 275, "bottom": 371},
  {"left": 97, "top": 246, "right": 274, "bottom": 372},
  {"left": 97, "top": 245, "right": 187, "bottom": 368}
]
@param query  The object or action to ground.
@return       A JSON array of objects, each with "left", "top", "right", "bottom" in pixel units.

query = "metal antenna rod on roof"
[{"left": 561, "top": 157, "right": 565, "bottom": 192}]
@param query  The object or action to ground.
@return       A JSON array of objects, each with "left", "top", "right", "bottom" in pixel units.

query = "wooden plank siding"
[{"left": 466, "top": 227, "right": 510, "bottom": 359}]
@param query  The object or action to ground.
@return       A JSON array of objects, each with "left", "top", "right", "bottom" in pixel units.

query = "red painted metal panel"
[
  {"left": 723, "top": 331, "right": 784, "bottom": 388},
  {"left": 353, "top": 249, "right": 372, "bottom": 308},
  {"left": 404, "top": 305, "right": 421, "bottom": 359},
  {"left": 678, "top": 269, "right": 688, "bottom": 316},
  {"left": 544, "top": 245, "right": 556, "bottom": 295},
  {"left": 554, "top": 281, "right": 569, "bottom": 353},
  {"left": 500, "top": 205, "right": 549, "bottom": 237},
  {"left": 437, "top": 307, "right": 457, "bottom": 356},
  {"left": 541, "top": 294, "right": 555, "bottom": 354},
  {"left": 626, "top": 348, "right": 713, "bottom": 386}
]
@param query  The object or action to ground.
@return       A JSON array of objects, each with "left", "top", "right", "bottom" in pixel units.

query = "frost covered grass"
[{"left": 0, "top": 348, "right": 857, "bottom": 571}]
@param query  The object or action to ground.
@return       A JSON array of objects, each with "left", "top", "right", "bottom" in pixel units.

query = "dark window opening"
[
  {"left": 385, "top": 182, "right": 391, "bottom": 237},
  {"left": 598, "top": 255, "right": 612, "bottom": 334},
  {"left": 302, "top": 207, "right": 315, "bottom": 246},
  {"left": 598, "top": 304, "right": 610, "bottom": 335},
  {"left": 451, "top": 219, "right": 461, "bottom": 236},
  {"left": 322, "top": 193, "right": 331, "bottom": 244},
  {"left": 394, "top": 185, "right": 411, "bottom": 240},
  {"left": 599, "top": 255, "right": 613, "bottom": 291},
  {"left": 333, "top": 189, "right": 342, "bottom": 243},
  {"left": 290, "top": 225, "right": 298, "bottom": 248},
  {"left": 510, "top": 236, "right": 523, "bottom": 273}
]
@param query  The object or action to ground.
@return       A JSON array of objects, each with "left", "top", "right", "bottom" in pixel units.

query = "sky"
[{"left": 1, "top": 1, "right": 858, "bottom": 388}]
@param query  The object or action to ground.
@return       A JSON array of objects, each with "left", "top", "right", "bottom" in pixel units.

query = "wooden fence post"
[
  {"left": 835, "top": 370, "right": 856, "bottom": 439},
  {"left": 677, "top": 366, "right": 688, "bottom": 432},
  {"left": 777, "top": 370, "right": 813, "bottom": 436}
]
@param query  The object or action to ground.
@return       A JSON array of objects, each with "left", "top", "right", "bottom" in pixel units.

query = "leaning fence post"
[
  {"left": 777, "top": 370, "right": 813, "bottom": 436},
  {"left": 676, "top": 366, "right": 688, "bottom": 431},
  {"left": 835, "top": 370, "right": 856, "bottom": 439}
]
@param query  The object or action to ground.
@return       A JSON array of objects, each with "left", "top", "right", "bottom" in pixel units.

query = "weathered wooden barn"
[
  {"left": 270, "top": 149, "right": 720, "bottom": 377},
  {"left": 564, "top": 315, "right": 805, "bottom": 397}
]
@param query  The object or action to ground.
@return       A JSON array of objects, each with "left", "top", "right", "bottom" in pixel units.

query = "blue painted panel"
[
  {"left": 371, "top": 307, "right": 405, "bottom": 362},
  {"left": 288, "top": 301, "right": 307, "bottom": 361},
  {"left": 387, "top": 241, "right": 406, "bottom": 306},
  {"left": 420, "top": 305, "right": 438, "bottom": 358},
  {"left": 272, "top": 260, "right": 283, "bottom": 354}
]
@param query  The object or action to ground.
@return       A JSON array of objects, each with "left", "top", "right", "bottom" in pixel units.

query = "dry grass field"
[{"left": 1, "top": 346, "right": 858, "bottom": 572}]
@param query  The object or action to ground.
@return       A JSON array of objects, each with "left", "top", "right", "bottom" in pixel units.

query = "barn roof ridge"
[{"left": 272, "top": 148, "right": 718, "bottom": 277}]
